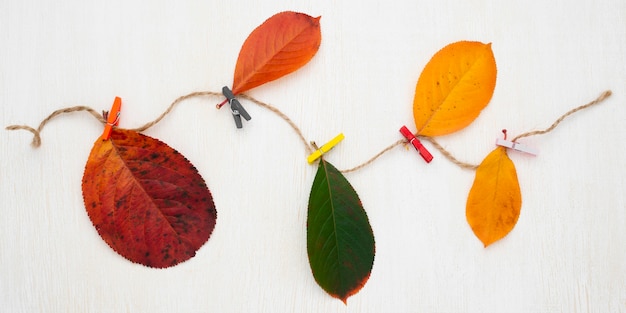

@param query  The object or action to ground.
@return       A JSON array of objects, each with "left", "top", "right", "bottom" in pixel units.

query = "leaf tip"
[
  {"left": 477, "top": 234, "right": 497, "bottom": 247},
  {"left": 482, "top": 236, "right": 501, "bottom": 248}
]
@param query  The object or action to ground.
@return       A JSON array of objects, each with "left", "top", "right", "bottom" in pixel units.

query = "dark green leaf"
[{"left": 307, "top": 159, "right": 375, "bottom": 304}]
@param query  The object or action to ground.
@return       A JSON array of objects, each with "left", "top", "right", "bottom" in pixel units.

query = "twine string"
[
  {"left": 420, "top": 136, "right": 479, "bottom": 170},
  {"left": 340, "top": 139, "right": 406, "bottom": 173},
  {"left": 130, "top": 91, "right": 222, "bottom": 132},
  {"left": 6, "top": 106, "right": 104, "bottom": 147},
  {"left": 239, "top": 96, "right": 473, "bottom": 172},
  {"left": 5, "top": 92, "right": 222, "bottom": 147},
  {"left": 512, "top": 90, "right": 612, "bottom": 141},
  {"left": 239, "top": 94, "right": 315, "bottom": 154},
  {"left": 5, "top": 90, "right": 612, "bottom": 172},
  {"left": 324, "top": 90, "right": 613, "bottom": 172}
]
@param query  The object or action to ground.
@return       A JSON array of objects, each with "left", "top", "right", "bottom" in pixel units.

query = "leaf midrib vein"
[
  {"left": 110, "top": 141, "right": 189, "bottom": 248},
  {"left": 418, "top": 51, "right": 485, "bottom": 134},
  {"left": 321, "top": 160, "right": 343, "bottom": 287},
  {"left": 238, "top": 24, "right": 312, "bottom": 90}
]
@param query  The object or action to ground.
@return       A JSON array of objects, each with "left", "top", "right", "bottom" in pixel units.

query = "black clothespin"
[{"left": 222, "top": 86, "right": 251, "bottom": 129}]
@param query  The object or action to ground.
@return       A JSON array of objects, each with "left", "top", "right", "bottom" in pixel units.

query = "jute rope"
[
  {"left": 131, "top": 91, "right": 222, "bottom": 132},
  {"left": 239, "top": 94, "right": 315, "bottom": 155},
  {"left": 512, "top": 90, "right": 612, "bottom": 141},
  {"left": 6, "top": 90, "right": 612, "bottom": 173},
  {"left": 6, "top": 106, "right": 105, "bottom": 148}
]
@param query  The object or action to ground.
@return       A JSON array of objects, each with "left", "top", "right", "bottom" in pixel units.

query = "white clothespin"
[{"left": 495, "top": 130, "right": 538, "bottom": 156}]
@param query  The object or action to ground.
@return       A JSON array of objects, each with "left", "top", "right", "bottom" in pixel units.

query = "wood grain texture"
[{"left": 1, "top": 0, "right": 625, "bottom": 312}]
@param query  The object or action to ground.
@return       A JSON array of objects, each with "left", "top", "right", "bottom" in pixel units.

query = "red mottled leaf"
[
  {"left": 232, "top": 11, "right": 321, "bottom": 95},
  {"left": 82, "top": 129, "right": 217, "bottom": 268},
  {"left": 307, "top": 159, "right": 375, "bottom": 304}
]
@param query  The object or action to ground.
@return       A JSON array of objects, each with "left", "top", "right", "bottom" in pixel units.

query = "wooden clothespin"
[
  {"left": 399, "top": 125, "right": 433, "bottom": 163},
  {"left": 221, "top": 86, "right": 251, "bottom": 129},
  {"left": 495, "top": 130, "right": 538, "bottom": 156},
  {"left": 101, "top": 97, "right": 121, "bottom": 140},
  {"left": 307, "top": 133, "right": 345, "bottom": 164}
]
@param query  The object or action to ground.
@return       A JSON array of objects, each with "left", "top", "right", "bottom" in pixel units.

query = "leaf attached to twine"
[
  {"left": 466, "top": 146, "right": 521, "bottom": 247},
  {"left": 413, "top": 41, "right": 497, "bottom": 136},
  {"left": 82, "top": 129, "right": 217, "bottom": 268},
  {"left": 232, "top": 11, "right": 322, "bottom": 95},
  {"left": 307, "top": 159, "right": 375, "bottom": 304}
]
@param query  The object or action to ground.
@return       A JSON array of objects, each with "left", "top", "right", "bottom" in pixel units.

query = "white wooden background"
[{"left": 1, "top": 0, "right": 624, "bottom": 312}]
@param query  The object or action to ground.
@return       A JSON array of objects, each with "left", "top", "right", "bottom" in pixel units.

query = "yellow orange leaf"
[
  {"left": 466, "top": 147, "right": 521, "bottom": 247},
  {"left": 413, "top": 41, "right": 496, "bottom": 136}
]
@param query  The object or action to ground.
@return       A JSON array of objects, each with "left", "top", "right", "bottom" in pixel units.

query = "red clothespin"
[
  {"left": 101, "top": 97, "right": 121, "bottom": 140},
  {"left": 399, "top": 125, "right": 433, "bottom": 163}
]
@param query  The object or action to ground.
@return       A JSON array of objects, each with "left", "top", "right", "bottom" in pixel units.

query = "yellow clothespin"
[{"left": 307, "top": 133, "right": 345, "bottom": 164}]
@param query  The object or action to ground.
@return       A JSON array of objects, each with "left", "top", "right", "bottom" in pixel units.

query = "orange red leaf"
[
  {"left": 413, "top": 41, "right": 497, "bottom": 136},
  {"left": 82, "top": 129, "right": 217, "bottom": 268},
  {"left": 466, "top": 147, "right": 521, "bottom": 247},
  {"left": 232, "top": 11, "right": 321, "bottom": 95}
]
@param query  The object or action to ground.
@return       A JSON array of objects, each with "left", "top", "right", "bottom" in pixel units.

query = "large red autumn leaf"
[
  {"left": 231, "top": 11, "right": 321, "bottom": 95},
  {"left": 82, "top": 129, "right": 217, "bottom": 268}
]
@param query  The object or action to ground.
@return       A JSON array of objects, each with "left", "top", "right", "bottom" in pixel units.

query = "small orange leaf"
[
  {"left": 232, "top": 11, "right": 321, "bottom": 95},
  {"left": 466, "top": 147, "right": 521, "bottom": 247},
  {"left": 413, "top": 41, "right": 497, "bottom": 136}
]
